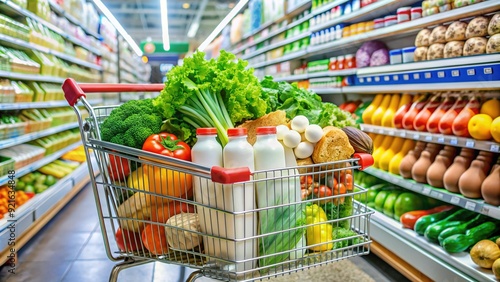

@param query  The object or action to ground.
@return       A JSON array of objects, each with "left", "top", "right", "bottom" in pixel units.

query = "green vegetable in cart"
[
  {"left": 154, "top": 51, "right": 267, "bottom": 146},
  {"left": 332, "top": 227, "right": 362, "bottom": 249},
  {"left": 100, "top": 99, "right": 163, "bottom": 149},
  {"left": 305, "top": 204, "right": 333, "bottom": 251}
]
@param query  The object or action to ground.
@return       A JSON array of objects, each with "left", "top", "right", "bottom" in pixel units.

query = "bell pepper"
[{"left": 305, "top": 204, "right": 333, "bottom": 251}]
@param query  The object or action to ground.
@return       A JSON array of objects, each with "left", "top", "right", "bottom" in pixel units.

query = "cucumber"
[
  {"left": 442, "top": 222, "right": 498, "bottom": 253},
  {"left": 414, "top": 208, "right": 458, "bottom": 236},
  {"left": 489, "top": 235, "right": 500, "bottom": 243},
  {"left": 424, "top": 220, "right": 463, "bottom": 243},
  {"left": 437, "top": 214, "right": 487, "bottom": 245}
]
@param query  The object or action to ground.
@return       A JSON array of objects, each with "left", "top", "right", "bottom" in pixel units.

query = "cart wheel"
[
  {"left": 108, "top": 258, "right": 152, "bottom": 282},
  {"left": 185, "top": 270, "right": 203, "bottom": 282}
]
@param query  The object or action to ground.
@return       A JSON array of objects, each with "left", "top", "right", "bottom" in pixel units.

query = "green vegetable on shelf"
[
  {"left": 442, "top": 221, "right": 498, "bottom": 253},
  {"left": 414, "top": 208, "right": 459, "bottom": 236},
  {"left": 438, "top": 214, "right": 490, "bottom": 245}
]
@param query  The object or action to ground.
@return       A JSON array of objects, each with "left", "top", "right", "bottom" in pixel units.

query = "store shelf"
[
  {"left": 47, "top": 0, "right": 101, "bottom": 40},
  {"left": 241, "top": 31, "right": 311, "bottom": 60},
  {"left": 0, "top": 33, "right": 102, "bottom": 71},
  {"left": 0, "top": 122, "right": 79, "bottom": 150},
  {"left": 342, "top": 81, "right": 500, "bottom": 93},
  {"left": 370, "top": 210, "right": 496, "bottom": 282},
  {"left": 251, "top": 49, "right": 307, "bottom": 69},
  {"left": 274, "top": 73, "right": 309, "bottom": 82},
  {"left": 0, "top": 141, "right": 82, "bottom": 186},
  {"left": 361, "top": 124, "right": 500, "bottom": 153},
  {"left": 273, "top": 69, "right": 357, "bottom": 82},
  {"left": 357, "top": 54, "right": 500, "bottom": 76},
  {"left": 0, "top": 0, "right": 101, "bottom": 56},
  {"left": 309, "top": 87, "right": 343, "bottom": 94},
  {"left": 0, "top": 99, "right": 102, "bottom": 110},
  {"left": 0, "top": 70, "right": 64, "bottom": 83},
  {"left": 364, "top": 167, "right": 500, "bottom": 220},
  {"left": 310, "top": 0, "right": 420, "bottom": 33},
  {"left": 232, "top": 25, "right": 289, "bottom": 55}
]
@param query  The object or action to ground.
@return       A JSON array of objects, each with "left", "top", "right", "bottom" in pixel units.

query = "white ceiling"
[{"left": 102, "top": 0, "right": 235, "bottom": 47}]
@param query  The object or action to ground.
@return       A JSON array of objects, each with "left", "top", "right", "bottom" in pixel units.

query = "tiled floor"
[{"left": 0, "top": 182, "right": 409, "bottom": 282}]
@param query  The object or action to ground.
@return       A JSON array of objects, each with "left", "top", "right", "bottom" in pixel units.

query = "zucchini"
[
  {"left": 414, "top": 208, "right": 458, "bottom": 236},
  {"left": 442, "top": 222, "right": 498, "bottom": 253},
  {"left": 424, "top": 220, "right": 463, "bottom": 243},
  {"left": 489, "top": 235, "right": 500, "bottom": 243},
  {"left": 437, "top": 214, "right": 488, "bottom": 245}
]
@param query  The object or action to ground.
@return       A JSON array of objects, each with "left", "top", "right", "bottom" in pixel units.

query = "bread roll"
[{"left": 312, "top": 126, "right": 354, "bottom": 165}]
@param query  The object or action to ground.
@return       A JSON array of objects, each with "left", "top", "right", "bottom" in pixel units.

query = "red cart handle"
[
  {"left": 62, "top": 78, "right": 164, "bottom": 106},
  {"left": 354, "top": 153, "right": 374, "bottom": 170}
]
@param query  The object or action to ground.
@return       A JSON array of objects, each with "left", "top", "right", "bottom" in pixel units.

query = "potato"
[
  {"left": 415, "top": 29, "right": 432, "bottom": 47},
  {"left": 427, "top": 43, "right": 445, "bottom": 60},
  {"left": 465, "top": 16, "right": 490, "bottom": 39},
  {"left": 414, "top": 47, "right": 429, "bottom": 61},
  {"left": 429, "top": 25, "right": 448, "bottom": 44},
  {"left": 488, "top": 13, "right": 500, "bottom": 36},
  {"left": 445, "top": 21, "right": 467, "bottom": 41},
  {"left": 486, "top": 34, "right": 500, "bottom": 54},
  {"left": 463, "top": 37, "right": 487, "bottom": 56},
  {"left": 444, "top": 41, "right": 465, "bottom": 58}
]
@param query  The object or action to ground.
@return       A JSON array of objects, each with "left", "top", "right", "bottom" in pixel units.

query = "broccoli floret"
[
  {"left": 332, "top": 227, "right": 361, "bottom": 249},
  {"left": 322, "top": 196, "right": 354, "bottom": 229},
  {"left": 100, "top": 99, "right": 163, "bottom": 149}
]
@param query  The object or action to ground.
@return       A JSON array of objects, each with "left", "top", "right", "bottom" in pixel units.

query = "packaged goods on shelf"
[
  {"left": 0, "top": 114, "right": 26, "bottom": 139},
  {"left": 27, "top": 0, "right": 51, "bottom": 21},
  {"left": 29, "top": 130, "right": 80, "bottom": 155},
  {"left": 11, "top": 80, "right": 34, "bottom": 102},
  {"left": 0, "top": 144, "right": 46, "bottom": 170},
  {"left": 20, "top": 108, "right": 52, "bottom": 132},
  {"left": 422, "top": 0, "right": 486, "bottom": 17},
  {"left": 0, "top": 46, "right": 40, "bottom": 74},
  {"left": 0, "top": 14, "right": 30, "bottom": 42},
  {"left": 0, "top": 79, "right": 15, "bottom": 103}
]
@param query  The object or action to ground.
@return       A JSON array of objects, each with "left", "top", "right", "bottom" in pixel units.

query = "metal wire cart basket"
[{"left": 62, "top": 78, "right": 374, "bottom": 282}]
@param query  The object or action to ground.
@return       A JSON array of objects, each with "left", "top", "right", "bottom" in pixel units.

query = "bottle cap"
[
  {"left": 196, "top": 128, "right": 217, "bottom": 135},
  {"left": 256, "top": 126, "right": 277, "bottom": 135},
  {"left": 227, "top": 128, "right": 247, "bottom": 136}
]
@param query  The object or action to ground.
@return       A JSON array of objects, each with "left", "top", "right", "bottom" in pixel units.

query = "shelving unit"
[
  {"left": 0, "top": 122, "right": 78, "bottom": 149},
  {"left": 229, "top": 1, "right": 500, "bottom": 281},
  {"left": 47, "top": 0, "right": 101, "bottom": 40},
  {"left": 0, "top": 99, "right": 103, "bottom": 110}
]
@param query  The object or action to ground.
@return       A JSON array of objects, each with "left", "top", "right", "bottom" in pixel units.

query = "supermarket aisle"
[{"left": 0, "top": 182, "right": 408, "bottom": 282}]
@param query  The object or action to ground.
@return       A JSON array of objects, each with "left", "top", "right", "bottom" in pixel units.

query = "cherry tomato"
[
  {"left": 108, "top": 154, "right": 130, "bottom": 181},
  {"left": 314, "top": 185, "right": 333, "bottom": 198}
]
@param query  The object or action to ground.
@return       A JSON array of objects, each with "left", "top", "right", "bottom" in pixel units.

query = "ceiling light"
[
  {"left": 92, "top": 0, "right": 142, "bottom": 56},
  {"left": 160, "top": 0, "right": 170, "bottom": 51},
  {"left": 182, "top": 2, "right": 190, "bottom": 9},
  {"left": 187, "top": 0, "right": 209, "bottom": 38},
  {"left": 198, "top": 0, "right": 249, "bottom": 52}
]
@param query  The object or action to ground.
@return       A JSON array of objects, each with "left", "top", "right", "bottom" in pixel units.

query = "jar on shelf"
[
  {"left": 374, "top": 18, "right": 385, "bottom": 29},
  {"left": 329, "top": 57, "right": 337, "bottom": 71},
  {"left": 402, "top": 47, "right": 416, "bottom": 63},
  {"left": 384, "top": 15, "right": 398, "bottom": 27},
  {"left": 345, "top": 54, "right": 356, "bottom": 69},
  {"left": 336, "top": 55, "right": 345, "bottom": 70},
  {"left": 397, "top": 7, "right": 411, "bottom": 23},
  {"left": 411, "top": 7, "right": 423, "bottom": 20}
]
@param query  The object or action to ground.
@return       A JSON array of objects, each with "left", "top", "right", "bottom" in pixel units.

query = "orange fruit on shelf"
[
  {"left": 491, "top": 116, "right": 500, "bottom": 143},
  {"left": 480, "top": 98, "right": 500, "bottom": 119},
  {"left": 468, "top": 114, "right": 493, "bottom": 140}
]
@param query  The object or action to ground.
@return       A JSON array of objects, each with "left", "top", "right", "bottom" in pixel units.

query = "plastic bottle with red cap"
[
  {"left": 191, "top": 128, "right": 223, "bottom": 263},
  {"left": 253, "top": 126, "right": 305, "bottom": 261}
]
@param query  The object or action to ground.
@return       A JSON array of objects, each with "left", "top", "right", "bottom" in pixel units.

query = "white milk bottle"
[
  {"left": 253, "top": 126, "right": 305, "bottom": 269},
  {"left": 190, "top": 128, "right": 223, "bottom": 257}
]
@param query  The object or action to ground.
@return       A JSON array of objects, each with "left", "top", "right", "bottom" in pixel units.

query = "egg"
[
  {"left": 304, "top": 124, "right": 324, "bottom": 143},
  {"left": 294, "top": 142, "right": 315, "bottom": 159},
  {"left": 291, "top": 115, "right": 309, "bottom": 133},
  {"left": 276, "top": 125, "right": 290, "bottom": 140},
  {"left": 283, "top": 130, "right": 301, "bottom": 148}
]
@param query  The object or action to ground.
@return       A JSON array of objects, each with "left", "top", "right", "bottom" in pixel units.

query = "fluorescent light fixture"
[
  {"left": 160, "top": 0, "right": 170, "bottom": 51},
  {"left": 198, "top": 0, "right": 249, "bottom": 52},
  {"left": 187, "top": 22, "right": 199, "bottom": 38},
  {"left": 187, "top": 0, "right": 209, "bottom": 38},
  {"left": 92, "top": 0, "right": 143, "bottom": 56}
]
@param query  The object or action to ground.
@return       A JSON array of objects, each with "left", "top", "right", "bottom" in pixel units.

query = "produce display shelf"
[
  {"left": 342, "top": 81, "right": 500, "bottom": 93},
  {"left": 0, "top": 122, "right": 78, "bottom": 150},
  {"left": 249, "top": 1, "right": 500, "bottom": 70},
  {"left": 370, "top": 210, "right": 495, "bottom": 282},
  {"left": 0, "top": 0, "right": 102, "bottom": 56},
  {"left": 309, "top": 87, "right": 342, "bottom": 94},
  {"left": 241, "top": 31, "right": 311, "bottom": 60},
  {"left": 0, "top": 70, "right": 64, "bottom": 83},
  {"left": 364, "top": 167, "right": 500, "bottom": 221},
  {"left": 310, "top": 0, "right": 420, "bottom": 33},
  {"left": 360, "top": 124, "right": 500, "bottom": 153},
  {"left": 273, "top": 69, "right": 357, "bottom": 82},
  {"left": 47, "top": 0, "right": 101, "bottom": 40},
  {"left": 0, "top": 141, "right": 82, "bottom": 186},
  {"left": 0, "top": 99, "right": 102, "bottom": 110},
  {"left": 0, "top": 33, "right": 103, "bottom": 71},
  {"left": 357, "top": 54, "right": 500, "bottom": 76},
  {"left": 250, "top": 49, "right": 307, "bottom": 69}
]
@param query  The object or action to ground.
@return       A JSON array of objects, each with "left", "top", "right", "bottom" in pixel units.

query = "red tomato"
[
  {"left": 142, "top": 133, "right": 191, "bottom": 161},
  {"left": 342, "top": 173, "right": 354, "bottom": 191},
  {"left": 300, "top": 175, "right": 313, "bottom": 185},
  {"left": 314, "top": 185, "right": 333, "bottom": 198},
  {"left": 108, "top": 154, "right": 130, "bottom": 181},
  {"left": 343, "top": 103, "right": 358, "bottom": 114},
  {"left": 115, "top": 227, "right": 143, "bottom": 252}
]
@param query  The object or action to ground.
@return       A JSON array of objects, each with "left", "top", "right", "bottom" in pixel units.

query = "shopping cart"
[{"left": 62, "top": 78, "right": 374, "bottom": 282}]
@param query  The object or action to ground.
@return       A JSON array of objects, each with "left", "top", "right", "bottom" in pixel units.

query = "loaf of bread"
[
  {"left": 237, "top": 110, "right": 288, "bottom": 144},
  {"left": 312, "top": 126, "right": 354, "bottom": 165}
]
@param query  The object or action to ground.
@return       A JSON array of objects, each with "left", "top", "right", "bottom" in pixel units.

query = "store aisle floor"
[{"left": 0, "top": 182, "right": 409, "bottom": 282}]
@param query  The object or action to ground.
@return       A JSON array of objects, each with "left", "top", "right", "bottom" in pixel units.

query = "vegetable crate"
[{"left": 62, "top": 79, "right": 374, "bottom": 282}]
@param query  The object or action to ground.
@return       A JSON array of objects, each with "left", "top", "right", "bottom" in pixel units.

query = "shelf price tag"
[
  {"left": 399, "top": 131, "right": 406, "bottom": 138},
  {"left": 430, "top": 191, "right": 443, "bottom": 199},
  {"left": 378, "top": 129, "right": 384, "bottom": 134},
  {"left": 403, "top": 74, "right": 409, "bottom": 81},
  {"left": 413, "top": 133, "right": 420, "bottom": 140},
  {"left": 388, "top": 130, "right": 395, "bottom": 136},
  {"left": 484, "top": 67, "right": 493, "bottom": 75},
  {"left": 490, "top": 144, "right": 499, "bottom": 152},
  {"left": 421, "top": 187, "right": 431, "bottom": 195},
  {"left": 450, "top": 138, "right": 458, "bottom": 145},
  {"left": 480, "top": 206, "right": 490, "bottom": 216},
  {"left": 384, "top": 76, "right": 390, "bottom": 81},
  {"left": 467, "top": 69, "right": 476, "bottom": 76},
  {"left": 450, "top": 196, "right": 460, "bottom": 205},
  {"left": 465, "top": 140, "right": 475, "bottom": 148},
  {"left": 452, "top": 70, "right": 460, "bottom": 77},
  {"left": 411, "top": 183, "right": 421, "bottom": 191},
  {"left": 465, "top": 201, "right": 477, "bottom": 211},
  {"left": 425, "top": 135, "right": 433, "bottom": 141},
  {"left": 424, "top": 72, "right": 431, "bottom": 79},
  {"left": 437, "top": 137, "right": 445, "bottom": 143},
  {"left": 437, "top": 71, "right": 445, "bottom": 78}
]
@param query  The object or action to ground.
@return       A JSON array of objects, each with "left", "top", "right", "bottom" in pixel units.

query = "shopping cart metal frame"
[{"left": 62, "top": 78, "right": 374, "bottom": 282}]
